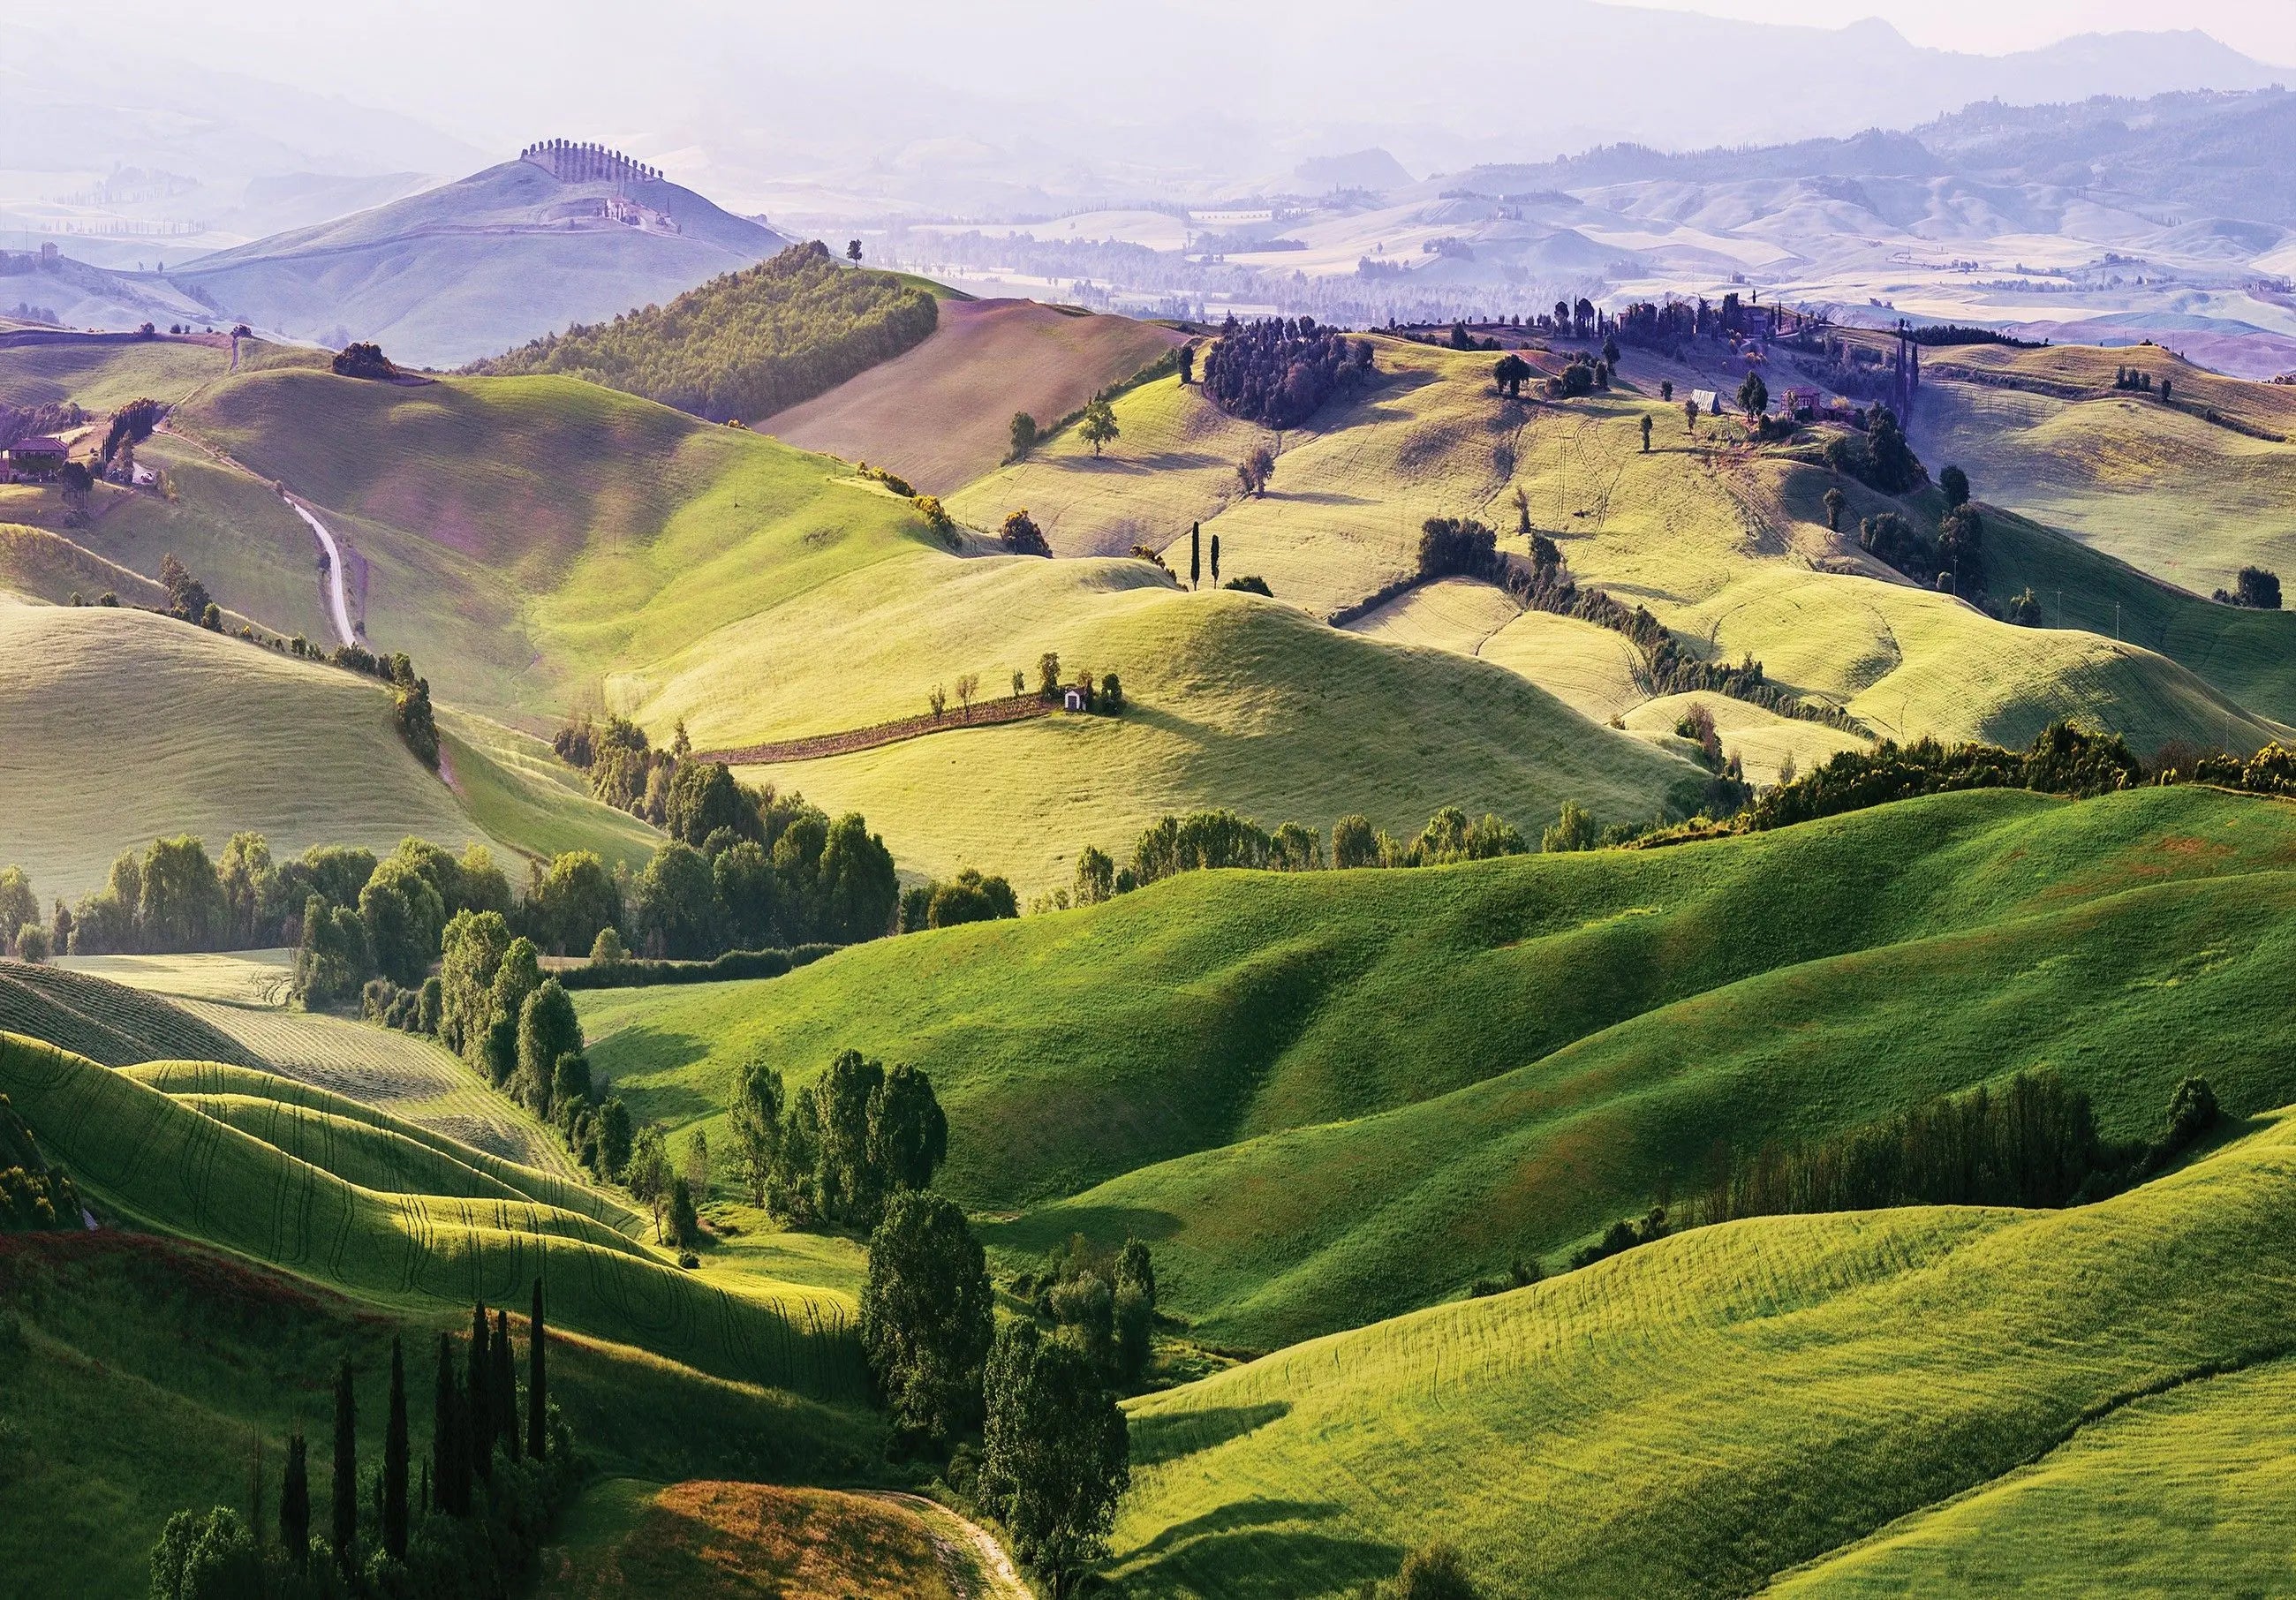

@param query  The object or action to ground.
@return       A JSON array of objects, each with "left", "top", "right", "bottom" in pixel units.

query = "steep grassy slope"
[
  {"left": 1112, "top": 1113, "right": 2296, "bottom": 1598},
  {"left": 0, "top": 335, "right": 230, "bottom": 411},
  {"left": 0, "top": 595, "right": 655, "bottom": 901},
  {"left": 0, "top": 1034, "right": 861, "bottom": 1400},
  {"left": 954, "top": 337, "right": 2280, "bottom": 754},
  {"left": 0, "top": 959, "right": 264, "bottom": 1068},
  {"left": 1918, "top": 340, "right": 2296, "bottom": 593},
  {"left": 581, "top": 784, "right": 2296, "bottom": 1346},
  {"left": 0, "top": 1230, "right": 877, "bottom": 1600},
  {"left": 767, "top": 298, "right": 1185, "bottom": 494}
]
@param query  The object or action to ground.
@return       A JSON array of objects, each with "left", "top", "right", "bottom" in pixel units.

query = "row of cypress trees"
[{"left": 310, "top": 1280, "right": 548, "bottom": 1566}]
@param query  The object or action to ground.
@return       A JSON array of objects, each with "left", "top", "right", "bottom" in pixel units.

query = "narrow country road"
[
  {"left": 286, "top": 495, "right": 359, "bottom": 647},
  {"left": 864, "top": 1492, "right": 1031, "bottom": 1600}
]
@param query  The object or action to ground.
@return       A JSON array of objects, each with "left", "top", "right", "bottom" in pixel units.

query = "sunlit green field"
[{"left": 1113, "top": 1109, "right": 2296, "bottom": 1597}]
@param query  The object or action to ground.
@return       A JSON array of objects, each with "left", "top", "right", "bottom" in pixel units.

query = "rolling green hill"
[
  {"left": 1111, "top": 1107, "right": 2296, "bottom": 1598},
  {"left": 0, "top": 593, "right": 656, "bottom": 902},
  {"left": 0, "top": 1032, "right": 861, "bottom": 1400},
  {"left": 473, "top": 241, "right": 941, "bottom": 422},
  {"left": 580, "top": 782, "right": 2296, "bottom": 1348}
]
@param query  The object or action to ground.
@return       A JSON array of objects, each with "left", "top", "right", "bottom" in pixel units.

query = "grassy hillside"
[
  {"left": 474, "top": 243, "right": 940, "bottom": 422},
  {"left": 581, "top": 783, "right": 2296, "bottom": 1347},
  {"left": 952, "top": 337, "right": 2281, "bottom": 756},
  {"left": 0, "top": 1229, "right": 877, "bottom": 1599},
  {"left": 1918, "top": 340, "right": 2296, "bottom": 593},
  {"left": 0, "top": 595, "right": 655, "bottom": 902},
  {"left": 767, "top": 297, "right": 1185, "bottom": 494},
  {"left": 0, "top": 1033, "right": 862, "bottom": 1400},
  {"left": 0, "top": 959, "right": 265, "bottom": 1068},
  {"left": 0, "top": 336, "right": 230, "bottom": 411},
  {"left": 1111, "top": 1109, "right": 2296, "bottom": 1598}
]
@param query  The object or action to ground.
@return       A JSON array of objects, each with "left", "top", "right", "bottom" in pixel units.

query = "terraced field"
[
  {"left": 0, "top": 1034, "right": 862, "bottom": 1400},
  {"left": 582, "top": 782, "right": 2296, "bottom": 1348},
  {"left": 1113, "top": 1109, "right": 2296, "bottom": 1597}
]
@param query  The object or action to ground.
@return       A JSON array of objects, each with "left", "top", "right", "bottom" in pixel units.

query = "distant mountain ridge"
[{"left": 174, "top": 150, "right": 790, "bottom": 366}]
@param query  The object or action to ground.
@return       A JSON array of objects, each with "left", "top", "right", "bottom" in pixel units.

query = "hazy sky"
[{"left": 1636, "top": 0, "right": 2296, "bottom": 62}]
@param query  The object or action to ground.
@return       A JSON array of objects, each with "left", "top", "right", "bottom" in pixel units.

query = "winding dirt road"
[
  {"left": 865, "top": 1492, "right": 1031, "bottom": 1599},
  {"left": 285, "top": 495, "right": 358, "bottom": 647}
]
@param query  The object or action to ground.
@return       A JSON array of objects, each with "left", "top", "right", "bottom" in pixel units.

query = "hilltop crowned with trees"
[
  {"left": 471, "top": 241, "right": 939, "bottom": 420},
  {"left": 1198, "top": 314, "right": 1376, "bottom": 428}
]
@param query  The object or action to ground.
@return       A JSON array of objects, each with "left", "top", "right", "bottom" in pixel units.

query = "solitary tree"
[
  {"left": 1640, "top": 413, "right": 1652, "bottom": 452},
  {"left": 1178, "top": 344, "right": 1195, "bottom": 384},
  {"left": 528, "top": 1279, "right": 548, "bottom": 1462},
  {"left": 1939, "top": 464, "right": 1970, "bottom": 509},
  {"left": 1190, "top": 523, "right": 1202, "bottom": 589},
  {"left": 1492, "top": 352, "right": 1532, "bottom": 398},
  {"left": 846, "top": 238, "right": 863, "bottom": 262},
  {"left": 955, "top": 672, "right": 979, "bottom": 713},
  {"left": 1737, "top": 371, "right": 1769, "bottom": 419},
  {"left": 1009, "top": 411, "right": 1039, "bottom": 459},
  {"left": 859, "top": 1191, "right": 993, "bottom": 1445},
  {"left": 280, "top": 1430, "right": 311, "bottom": 1568},
  {"left": 2235, "top": 566, "right": 2283, "bottom": 609},
  {"left": 492, "top": 1309, "right": 519, "bottom": 1463},
  {"left": 979, "top": 1322, "right": 1130, "bottom": 1599},
  {"left": 1210, "top": 532, "right": 1221, "bottom": 586},
  {"left": 330, "top": 1359, "right": 358, "bottom": 1574},
  {"left": 467, "top": 1304, "right": 494, "bottom": 1482},
  {"left": 383, "top": 1339, "right": 409, "bottom": 1558},
  {"left": 1011, "top": 668, "right": 1025, "bottom": 698},
  {"left": 1823, "top": 487, "right": 1846, "bottom": 532},
  {"left": 1038, "top": 652, "right": 1062, "bottom": 698},
  {"left": 1078, "top": 397, "right": 1119, "bottom": 457},
  {"left": 1685, "top": 398, "right": 1699, "bottom": 434},
  {"left": 628, "top": 1124, "right": 674, "bottom": 1241},
  {"left": 432, "top": 1332, "right": 468, "bottom": 1518}
]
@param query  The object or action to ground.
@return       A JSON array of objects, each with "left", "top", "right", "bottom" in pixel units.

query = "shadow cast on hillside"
[
  {"left": 1129, "top": 1402, "right": 1292, "bottom": 1469},
  {"left": 1115, "top": 1500, "right": 1397, "bottom": 1600},
  {"left": 980, "top": 1204, "right": 1185, "bottom": 1253}
]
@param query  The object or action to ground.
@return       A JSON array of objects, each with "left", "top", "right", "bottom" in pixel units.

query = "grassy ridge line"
[
  {"left": 1113, "top": 1112, "right": 2296, "bottom": 1598},
  {"left": 1, "top": 1036, "right": 863, "bottom": 1400},
  {"left": 125, "top": 1060, "right": 644, "bottom": 1234},
  {"left": 1771, "top": 1358, "right": 2296, "bottom": 1596},
  {"left": 0, "top": 960, "right": 264, "bottom": 1068}
]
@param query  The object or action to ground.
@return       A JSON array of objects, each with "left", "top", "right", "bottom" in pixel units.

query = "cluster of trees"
[
  {"left": 1820, "top": 404, "right": 1925, "bottom": 494},
  {"left": 472, "top": 241, "right": 940, "bottom": 422},
  {"left": 2112, "top": 365, "right": 2170, "bottom": 399},
  {"left": 1696, "top": 1070, "right": 2221, "bottom": 1226},
  {"left": 1858, "top": 503, "right": 1984, "bottom": 597},
  {"left": 329, "top": 343, "right": 400, "bottom": 381},
  {"left": 725, "top": 1049, "right": 949, "bottom": 1230},
  {"left": 0, "top": 1091, "right": 80, "bottom": 1231},
  {"left": 0, "top": 864, "right": 47, "bottom": 962},
  {"left": 1907, "top": 324, "right": 2040, "bottom": 348},
  {"left": 147, "top": 1284, "right": 570, "bottom": 1600},
  {"left": 1000, "top": 509, "right": 1052, "bottom": 555},
  {"left": 856, "top": 1192, "right": 1137, "bottom": 1597},
  {"left": 1747, "top": 721, "right": 2146, "bottom": 832},
  {"left": 547, "top": 738, "right": 904, "bottom": 954},
  {"left": 1198, "top": 314, "right": 1376, "bottom": 429},
  {"left": 900, "top": 868, "right": 1019, "bottom": 932},
  {"left": 2215, "top": 566, "right": 2283, "bottom": 609}
]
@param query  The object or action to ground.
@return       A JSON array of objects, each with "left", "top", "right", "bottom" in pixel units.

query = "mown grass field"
[
  {"left": 582, "top": 783, "right": 2296, "bottom": 1347},
  {"left": 0, "top": 1034, "right": 863, "bottom": 1400},
  {"left": 0, "top": 958, "right": 267, "bottom": 1068},
  {"left": 1112, "top": 1110, "right": 2296, "bottom": 1598},
  {"left": 766, "top": 296, "right": 1184, "bottom": 494},
  {"left": 0, "top": 595, "right": 655, "bottom": 901},
  {"left": 1918, "top": 340, "right": 2296, "bottom": 594}
]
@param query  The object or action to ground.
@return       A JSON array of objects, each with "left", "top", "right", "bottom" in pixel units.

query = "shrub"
[
  {"left": 1222, "top": 574, "right": 1273, "bottom": 596},
  {"left": 1001, "top": 509, "right": 1051, "bottom": 556}
]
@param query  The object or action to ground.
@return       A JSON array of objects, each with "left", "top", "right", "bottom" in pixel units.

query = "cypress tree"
[
  {"left": 383, "top": 1336, "right": 409, "bottom": 1558},
  {"left": 528, "top": 1278, "right": 548, "bottom": 1461},
  {"left": 493, "top": 1309, "right": 520, "bottom": 1463},
  {"left": 1190, "top": 523, "right": 1201, "bottom": 590},
  {"left": 433, "top": 1332, "right": 469, "bottom": 1516},
  {"left": 330, "top": 1358, "right": 358, "bottom": 1573},
  {"left": 280, "top": 1429, "right": 310, "bottom": 1566},
  {"left": 419, "top": 1460, "right": 431, "bottom": 1515},
  {"left": 467, "top": 1303, "right": 494, "bottom": 1481}
]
